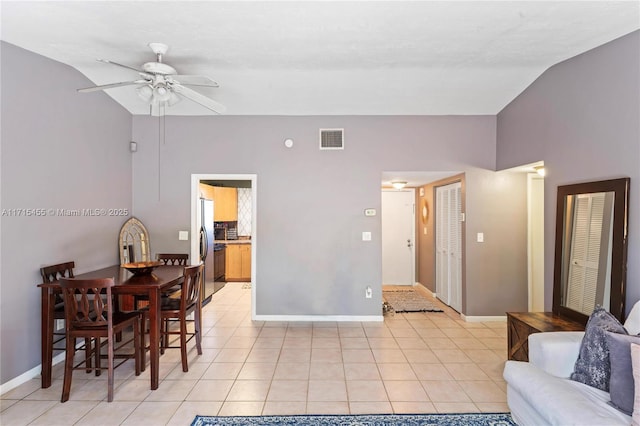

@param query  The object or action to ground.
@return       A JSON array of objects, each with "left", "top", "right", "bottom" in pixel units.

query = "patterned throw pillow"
[{"left": 570, "top": 306, "right": 628, "bottom": 391}]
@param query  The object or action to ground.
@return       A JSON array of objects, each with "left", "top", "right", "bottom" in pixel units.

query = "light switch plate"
[
  {"left": 477, "top": 232, "right": 484, "bottom": 243},
  {"left": 179, "top": 231, "right": 189, "bottom": 240},
  {"left": 362, "top": 231, "right": 372, "bottom": 241}
]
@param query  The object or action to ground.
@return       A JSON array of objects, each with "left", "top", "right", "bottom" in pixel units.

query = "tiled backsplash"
[{"left": 237, "top": 188, "right": 252, "bottom": 236}]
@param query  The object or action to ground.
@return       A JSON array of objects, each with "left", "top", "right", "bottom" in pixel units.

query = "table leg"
[
  {"left": 148, "top": 288, "right": 160, "bottom": 390},
  {"left": 40, "top": 288, "right": 54, "bottom": 388}
]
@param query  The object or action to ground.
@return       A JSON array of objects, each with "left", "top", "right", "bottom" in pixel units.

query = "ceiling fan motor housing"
[{"left": 143, "top": 62, "right": 177, "bottom": 75}]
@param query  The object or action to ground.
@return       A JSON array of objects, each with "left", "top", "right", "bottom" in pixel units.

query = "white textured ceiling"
[{"left": 1, "top": 1, "right": 638, "bottom": 116}]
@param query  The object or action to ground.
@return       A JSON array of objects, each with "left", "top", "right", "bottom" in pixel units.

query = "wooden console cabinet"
[{"left": 507, "top": 312, "right": 584, "bottom": 362}]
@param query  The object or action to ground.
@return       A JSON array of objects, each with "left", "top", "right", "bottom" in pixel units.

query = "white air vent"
[{"left": 319, "top": 128, "right": 344, "bottom": 150}]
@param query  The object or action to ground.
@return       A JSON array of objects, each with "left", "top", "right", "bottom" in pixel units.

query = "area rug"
[
  {"left": 191, "top": 413, "right": 516, "bottom": 426},
  {"left": 382, "top": 289, "right": 443, "bottom": 313}
]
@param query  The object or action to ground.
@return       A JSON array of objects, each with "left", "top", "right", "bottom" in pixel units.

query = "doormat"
[
  {"left": 192, "top": 413, "right": 516, "bottom": 426},
  {"left": 382, "top": 289, "right": 443, "bottom": 313}
]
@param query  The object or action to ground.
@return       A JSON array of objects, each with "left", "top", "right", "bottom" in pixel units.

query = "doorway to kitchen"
[{"left": 191, "top": 174, "right": 257, "bottom": 319}]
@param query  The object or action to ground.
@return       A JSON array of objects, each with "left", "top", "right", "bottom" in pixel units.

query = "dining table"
[{"left": 38, "top": 264, "right": 184, "bottom": 390}]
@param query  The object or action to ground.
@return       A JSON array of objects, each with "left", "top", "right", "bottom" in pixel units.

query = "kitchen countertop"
[{"left": 215, "top": 239, "right": 251, "bottom": 244}]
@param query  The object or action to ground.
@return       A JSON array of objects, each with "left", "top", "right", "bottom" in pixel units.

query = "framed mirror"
[
  {"left": 553, "top": 177, "right": 630, "bottom": 325},
  {"left": 119, "top": 217, "right": 151, "bottom": 264}
]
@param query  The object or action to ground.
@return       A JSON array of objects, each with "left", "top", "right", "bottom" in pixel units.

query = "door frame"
[
  {"left": 381, "top": 188, "right": 416, "bottom": 286},
  {"left": 191, "top": 173, "right": 258, "bottom": 319},
  {"left": 527, "top": 173, "right": 545, "bottom": 312}
]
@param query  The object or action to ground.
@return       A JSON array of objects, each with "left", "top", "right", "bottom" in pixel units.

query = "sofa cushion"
[
  {"left": 504, "top": 360, "right": 631, "bottom": 425},
  {"left": 529, "top": 331, "right": 584, "bottom": 378},
  {"left": 606, "top": 332, "right": 640, "bottom": 414},
  {"left": 632, "top": 344, "right": 640, "bottom": 426},
  {"left": 571, "top": 306, "right": 627, "bottom": 391}
]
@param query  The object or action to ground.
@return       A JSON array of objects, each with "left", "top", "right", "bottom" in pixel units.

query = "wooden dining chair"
[
  {"left": 40, "top": 262, "right": 93, "bottom": 372},
  {"left": 59, "top": 277, "right": 142, "bottom": 402},
  {"left": 133, "top": 254, "right": 188, "bottom": 310},
  {"left": 156, "top": 253, "right": 189, "bottom": 266},
  {"left": 141, "top": 264, "right": 203, "bottom": 372}
]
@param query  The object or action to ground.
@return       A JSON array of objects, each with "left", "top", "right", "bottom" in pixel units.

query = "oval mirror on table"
[{"left": 553, "top": 177, "right": 630, "bottom": 325}]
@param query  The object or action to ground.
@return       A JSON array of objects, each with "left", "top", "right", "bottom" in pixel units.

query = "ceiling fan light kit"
[{"left": 77, "top": 42, "right": 226, "bottom": 114}]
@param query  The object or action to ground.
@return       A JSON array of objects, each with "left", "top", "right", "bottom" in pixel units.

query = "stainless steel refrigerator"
[{"left": 199, "top": 198, "right": 216, "bottom": 303}]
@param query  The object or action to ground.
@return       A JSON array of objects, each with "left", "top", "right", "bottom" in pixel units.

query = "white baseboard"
[
  {"left": 461, "top": 314, "right": 507, "bottom": 322},
  {"left": 254, "top": 315, "right": 383, "bottom": 322},
  {"left": 0, "top": 351, "right": 66, "bottom": 395}
]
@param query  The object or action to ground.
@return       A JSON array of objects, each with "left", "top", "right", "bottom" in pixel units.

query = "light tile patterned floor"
[{"left": 1, "top": 283, "right": 508, "bottom": 425}]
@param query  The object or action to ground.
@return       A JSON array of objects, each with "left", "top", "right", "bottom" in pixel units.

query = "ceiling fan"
[{"left": 77, "top": 43, "right": 226, "bottom": 114}]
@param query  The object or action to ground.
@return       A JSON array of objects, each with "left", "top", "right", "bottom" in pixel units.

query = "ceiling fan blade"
[
  {"left": 172, "top": 75, "right": 219, "bottom": 87},
  {"left": 97, "top": 58, "right": 142, "bottom": 73},
  {"left": 172, "top": 84, "right": 226, "bottom": 114},
  {"left": 77, "top": 80, "right": 148, "bottom": 93}
]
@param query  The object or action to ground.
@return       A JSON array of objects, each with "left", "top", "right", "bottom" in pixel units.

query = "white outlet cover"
[
  {"left": 477, "top": 232, "right": 484, "bottom": 243},
  {"left": 179, "top": 231, "right": 189, "bottom": 240},
  {"left": 362, "top": 231, "right": 372, "bottom": 241}
]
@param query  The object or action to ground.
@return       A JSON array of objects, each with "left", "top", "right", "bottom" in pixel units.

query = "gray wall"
[
  {"left": 0, "top": 42, "right": 132, "bottom": 383},
  {"left": 131, "top": 115, "right": 528, "bottom": 318},
  {"left": 497, "top": 31, "right": 640, "bottom": 312},
  {"left": 0, "top": 42, "right": 532, "bottom": 387}
]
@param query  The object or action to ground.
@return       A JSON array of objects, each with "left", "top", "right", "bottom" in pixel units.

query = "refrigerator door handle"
[{"left": 201, "top": 227, "right": 208, "bottom": 261}]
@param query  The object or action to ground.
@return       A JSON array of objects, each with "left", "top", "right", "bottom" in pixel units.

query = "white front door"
[{"left": 382, "top": 189, "right": 415, "bottom": 286}]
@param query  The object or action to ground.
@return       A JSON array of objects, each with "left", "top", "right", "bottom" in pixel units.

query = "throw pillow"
[
  {"left": 571, "top": 306, "right": 628, "bottom": 391},
  {"left": 606, "top": 331, "right": 640, "bottom": 415},
  {"left": 632, "top": 344, "right": 640, "bottom": 426}
]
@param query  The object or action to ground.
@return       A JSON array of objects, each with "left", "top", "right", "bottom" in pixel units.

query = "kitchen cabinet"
[
  {"left": 212, "top": 186, "right": 238, "bottom": 222},
  {"left": 225, "top": 243, "right": 251, "bottom": 281},
  {"left": 199, "top": 183, "right": 216, "bottom": 201}
]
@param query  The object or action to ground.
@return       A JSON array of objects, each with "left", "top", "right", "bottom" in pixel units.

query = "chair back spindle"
[
  {"left": 182, "top": 264, "right": 203, "bottom": 311},
  {"left": 60, "top": 279, "right": 113, "bottom": 329},
  {"left": 157, "top": 253, "right": 189, "bottom": 266}
]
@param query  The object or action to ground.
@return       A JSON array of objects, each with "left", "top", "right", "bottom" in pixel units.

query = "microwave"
[{"left": 214, "top": 228, "right": 226, "bottom": 240}]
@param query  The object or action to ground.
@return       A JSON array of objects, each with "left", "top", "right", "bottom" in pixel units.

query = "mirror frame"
[
  {"left": 119, "top": 217, "right": 151, "bottom": 264},
  {"left": 553, "top": 177, "right": 630, "bottom": 325}
]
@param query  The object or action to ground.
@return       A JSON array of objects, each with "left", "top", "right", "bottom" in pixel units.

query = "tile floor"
[{"left": 1, "top": 283, "right": 509, "bottom": 425}]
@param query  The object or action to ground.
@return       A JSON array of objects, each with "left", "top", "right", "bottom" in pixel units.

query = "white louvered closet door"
[
  {"left": 566, "top": 192, "right": 606, "bottom": 314},
  {"left": 436, "top": 187, "right": 449, "bottom": 303},
  {"left": 436, "top": 182, "right": 462, "bottom": 311},
  {"left": 449, "top": 184, "right": 462, "bottom": 312}
]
